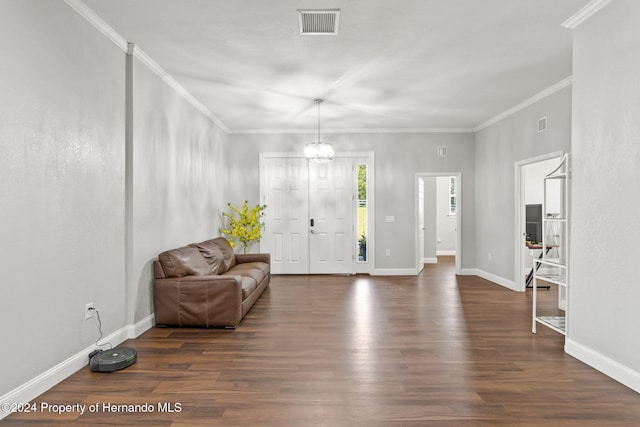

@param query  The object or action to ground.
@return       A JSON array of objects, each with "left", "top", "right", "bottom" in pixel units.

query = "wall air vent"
[
  {"left": 298, "top": 9, "right": 340, "bottom": 35},
  {"left": 537, "top": 116, "right": 548, "bottom": 132},
  {"left": 437, "top": 146, "right": 448, "bottom": 157}
]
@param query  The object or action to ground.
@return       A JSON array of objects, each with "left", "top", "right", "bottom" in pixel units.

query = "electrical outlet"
[
  {"left": 488, "top": 252, "right": 492, "bottom": 261},
  {"left": 385, "top": 249, "right": 391, "bottom": 256},
  {"left": 84, "top": 302, "right": 95, "bottom": 320}
]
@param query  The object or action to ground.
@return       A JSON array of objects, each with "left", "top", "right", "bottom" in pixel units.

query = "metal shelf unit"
[{"left": 532, "top": 154, "right": 570, "bottom": 336}]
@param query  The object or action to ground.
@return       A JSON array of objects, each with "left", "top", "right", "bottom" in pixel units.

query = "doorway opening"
[
  {"left": 514, "top": 151, "right": 564, "bottom": 291},
  {"left": 415, "top": 172, "right": 462, "bottom": 275}
]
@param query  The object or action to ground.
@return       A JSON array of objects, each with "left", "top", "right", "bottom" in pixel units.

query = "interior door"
[
  {"left": 308, "top": 158, "right": 355, "bottom": 274},
  {"left": 261, "top": 157, "right": 309, "bottom": 274}
]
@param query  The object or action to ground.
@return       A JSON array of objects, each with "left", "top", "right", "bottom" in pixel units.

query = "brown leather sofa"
[{"left": 152, "top": 237, "right": 270, "bottom": 328}]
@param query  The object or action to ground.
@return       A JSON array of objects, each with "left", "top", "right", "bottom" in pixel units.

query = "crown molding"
[
  {"left": 64, "top": 0, "right": 229, "bottom": 133},
  {"left": 473, "top": 76, "right": 573, "bottom": 132},
  {"left": 562, "top": 0, "right": 613, "bottom": 29},
  {"left": 64, "top": 0, "right": 576, "bottom": 137},
  {"left": 228, "top": 127, "right": 474, "bottom": 135},
  {"left": 64, "top": 0, "right": 127, "bottom": 51},
  {"left": 128, "top": 45, "right": 229, "bottom": 132}
]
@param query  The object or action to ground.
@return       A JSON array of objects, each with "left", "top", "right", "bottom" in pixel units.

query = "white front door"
[
  {"left": 309, "top": 158, "right": 355, "bottom": 274},
  {"left": 261, "top": 157, "right": 309, "bottom": 274},
  {"left": 261, "top": 156, "right": 355, "bottom": 274}
]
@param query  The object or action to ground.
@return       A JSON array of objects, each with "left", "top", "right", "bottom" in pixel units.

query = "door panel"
[
  {"left": 309, "top": 158, "right": 354, "bottom": 274},
  {"left": 262, "top": 158, "right": 309, "bottom": 274}
]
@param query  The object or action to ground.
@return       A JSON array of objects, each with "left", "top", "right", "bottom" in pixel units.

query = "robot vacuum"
[{"left": 89, "top": 347, "right": 137, "bottom": 372}]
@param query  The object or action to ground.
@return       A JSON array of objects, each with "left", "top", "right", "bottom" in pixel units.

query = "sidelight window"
[{"left": 357, "top": 164, "right": 367, "bottom": 262}]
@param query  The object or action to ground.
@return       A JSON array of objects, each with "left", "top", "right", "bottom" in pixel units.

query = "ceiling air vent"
[{"left": 298, "top": 9, "right": 340, "bottom": 35}]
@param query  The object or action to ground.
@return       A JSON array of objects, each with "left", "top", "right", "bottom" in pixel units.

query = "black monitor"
[{"left": 525, "top": 204, "right": 542, "bottom": 243}]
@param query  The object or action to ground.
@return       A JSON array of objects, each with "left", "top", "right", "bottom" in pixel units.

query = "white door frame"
[
  {"left": 352, "top": 152, "right": 375, "bottom": 274},
  {"left": 415, "top": 172, "right": 462, "bottom": 275},
  {"left": 260, "top": 152, "right": 375, "bottom": 275},
  {"left": 513, "top": 151, "right": 564, "bottom": 291},
  {"left": 417, "top": 177, "right": 425, "bottom": 273}
]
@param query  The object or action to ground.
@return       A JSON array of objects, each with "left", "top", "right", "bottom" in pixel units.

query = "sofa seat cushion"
[
  {"left": 224, "top": 262, "right": 269, "bottom": 284},
  {"left": 241, "top": 261, "right": 270, "bottom": 275},
  {"left": 158, "top": 246, "right": 210, "bottom": 277}
]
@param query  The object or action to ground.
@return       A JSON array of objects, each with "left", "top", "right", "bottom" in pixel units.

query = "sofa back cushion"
[
  {"left": 211, "top": 237, "right": 237, "bottom": 272},
  {"left": 153, "top": 260, "right": 166, "bottom": 279},
  {"left": 190, "top": 240, "right": 226, "bottom": 275},
  {"left": 158, "top": 246, "right": 210, "bottom": 278}
]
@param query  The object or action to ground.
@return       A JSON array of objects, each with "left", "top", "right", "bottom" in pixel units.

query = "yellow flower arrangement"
[{"left": 219, "top": 201, "right": 267, "bottom": 254}]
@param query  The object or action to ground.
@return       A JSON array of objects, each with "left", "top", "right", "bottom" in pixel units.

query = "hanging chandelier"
[{"left": 304, "top": 99, "right": 334, "bottom": 162}]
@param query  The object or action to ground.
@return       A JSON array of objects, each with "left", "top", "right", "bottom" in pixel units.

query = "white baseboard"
[
  {"left": 0, "top": 315, "right": 154, "bottom": 420},
  {"left": 436, "top": 250, "right": 456, "bottom": 256},
  {"left": 423, "top": 257, "right": 438, "bottom": 264},
  {"left": 475, "top": 269, "right": 518, "bottom": 291},
  {"left": 373, "top": 268, "right": 419, "bottom": 276},
  {"left": 565, "top": 338, "right": 640, "bottom": 394},
  {"left": 129, "top": 313, "right": 155, "bottom": 339},
  {"left": 456, "top": 268, "right": 519, "bottom": 292}
]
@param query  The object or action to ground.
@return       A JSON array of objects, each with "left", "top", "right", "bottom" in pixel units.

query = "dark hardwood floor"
[{"left": 5, "top": 257, "right": 640, "bottom": 426}]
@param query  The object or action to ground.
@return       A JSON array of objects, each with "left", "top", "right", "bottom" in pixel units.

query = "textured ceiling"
[{"left": 83, "top": 0, "right": 589, "bottom": 132}]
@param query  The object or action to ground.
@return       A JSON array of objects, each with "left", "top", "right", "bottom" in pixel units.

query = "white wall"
[
  {"left": 567, "top": 0, "right": 640, "bottom": 390},
  {"left": 0, "top": 0, "right": 228, "bottom": 408},
  {"left": 475, "top": 86, "right": 572, "bottom": 283},
  {"left": 227, "top": 132, "right": 476, "bottom": 271},
  {"left": 0, "top": 1, "right": 125, "bottom": 397},
  {"left": 129, "top": 56, "right": 228, "bottom": 324},
  {"left": 436, "top": 176, "right": 457, "bottom": 254}
]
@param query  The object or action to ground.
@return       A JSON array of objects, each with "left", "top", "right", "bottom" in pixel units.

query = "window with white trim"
[{"left": 448, "top": 176, "right": 457, "bottom": 216}]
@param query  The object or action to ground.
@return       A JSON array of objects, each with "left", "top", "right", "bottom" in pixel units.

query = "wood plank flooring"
[{"left": 5, "top": 257, "right": 640, "bottom": 426}]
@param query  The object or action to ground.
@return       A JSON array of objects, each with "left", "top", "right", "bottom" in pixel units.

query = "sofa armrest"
[
  {"left": 235, "top": 253, "right": 270, "bottom": 265},
  {"left": 153, "top": 275, "right": 243, "bottom": 327}
]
